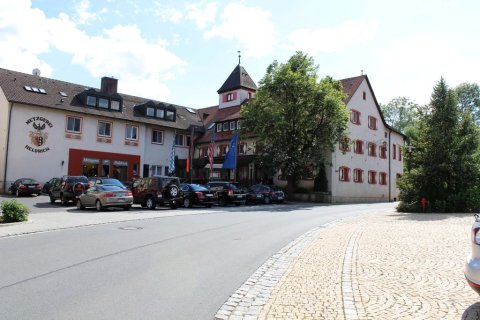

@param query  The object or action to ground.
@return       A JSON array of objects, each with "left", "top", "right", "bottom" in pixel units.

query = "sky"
[{"left": 1, "top": 0, "right": 479, "bottom": 109}]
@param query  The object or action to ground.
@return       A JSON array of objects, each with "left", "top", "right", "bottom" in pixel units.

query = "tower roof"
[{"left": 217, "top": 64, "right": 257, "bottom": 94}]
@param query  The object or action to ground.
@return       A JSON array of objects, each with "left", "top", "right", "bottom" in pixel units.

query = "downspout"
[
  {"left": 388, "top": 129, "right": 392, "bottom": 202},
  {"left": 3, "top": 102, "right": 13, "bottom": 193}
]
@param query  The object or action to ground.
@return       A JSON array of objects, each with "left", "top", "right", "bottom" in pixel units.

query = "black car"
[
  {"left": 180, "top": 184, "right": 215, "bottom": 208},
  {"left": 42, "top": 177, "right": 60, "bottom": 194},
  {"left": 50, "top": 175, "right": 89, "bottom": 205},
  {"left": 8, "top": 178, "right": 42, "bottom": 197},
  {"left": 246, "top": 184, "right": 285, "bottom": 204},
  {"left": 131, "top": 176, "right": 183, "bottom": 209},
  {"left": 205, "top": 181, "right": 246, "bottom": 206}
]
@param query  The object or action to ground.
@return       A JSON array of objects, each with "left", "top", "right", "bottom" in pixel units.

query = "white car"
[{"left": 465, "top": 214, "right": 480, "bottom": 294}]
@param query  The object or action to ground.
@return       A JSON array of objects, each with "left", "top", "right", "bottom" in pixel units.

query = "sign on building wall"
[{"left": 25, "top": 116, "right": 53, "bottom": 153}]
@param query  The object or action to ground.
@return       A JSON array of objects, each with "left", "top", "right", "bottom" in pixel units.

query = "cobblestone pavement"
[{"left": 216, "top": 210, "right": 480, "bottom": 319}]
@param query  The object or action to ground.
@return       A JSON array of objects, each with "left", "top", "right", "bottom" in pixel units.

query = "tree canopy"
[
  {"left": 397, "top": 78, "right": 480, "bottom": 212},
  {"left": 241, "top": 52, "right": 349, "bottom": 195},
  {"left": 380, "top": 97, "right": 420, "bottom": 135}
]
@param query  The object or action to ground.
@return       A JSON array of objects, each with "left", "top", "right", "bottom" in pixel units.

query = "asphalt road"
[{"left": 0, "top": 196, "right": 396, "bottom": 320}]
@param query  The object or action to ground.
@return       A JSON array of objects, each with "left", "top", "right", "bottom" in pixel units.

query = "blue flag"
[
  {"left": 169, "top": 135, "right": 176, "bottom": 175},
  {"left": 223, "top": 131, "right": 239, "bottom": 169}
]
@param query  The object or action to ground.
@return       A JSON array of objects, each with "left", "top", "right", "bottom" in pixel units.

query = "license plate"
[
  {"left": 117, "top": 198, "right": 125, "bottom": 201},
  {"left": 278, "top": 196, "right": 283, "bottom": 200},
  {"left": 236, "top": 195, "right": 242, "bottom": 198},
  {"left": 206, "top": 194, "right": 213, "bottom": 197},
  {"left": 28, "top": 186, "right": 35, "bottom": 188}
]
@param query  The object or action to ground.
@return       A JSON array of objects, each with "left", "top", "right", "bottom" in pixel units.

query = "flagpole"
[
  {"left": 234, "top": 130, "right": 239, "bottom": 182},
  {"left": 190, "top": 126, "right": 194, "bottom": 183}
]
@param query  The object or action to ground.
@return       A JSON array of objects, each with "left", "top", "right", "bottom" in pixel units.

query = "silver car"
[
  {"left": 77, "top": 185, "right": 133, "bottom": 211},
  {"left": 465, "top": 214, "right": 480, "bottom": 294}
]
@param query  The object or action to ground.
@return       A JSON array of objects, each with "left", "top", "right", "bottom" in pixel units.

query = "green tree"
[
  {"left": 241, "top": 52, "right": 349, "bottom": 197},
  {"left": 380, "top": 97, "right": 420, "bottom": 134},
  {"left": 398, "top": 78, "right": 480, "bottom": 212},
  {"left": 455, "top": 82, "right": 480, "bottom": 123}
]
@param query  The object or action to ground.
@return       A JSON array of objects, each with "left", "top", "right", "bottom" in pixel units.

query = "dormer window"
[
  {"left": 216, "top": 123, "right": 222, "bottom": 132},
  {"left": 98, "top": 98, "right": 109, "bottom": 109},
  {"left": 146, "top": 107, "right": 155, "bottom": 117},
  {"left": 156, "top": 109, "right": 164, "bottom": 118},
  {"left": 227, "top": 93, "right": 234, "bottom": 101},
  {"left": 165, "top": 110, "right": 175, "bottom": 121},
  {"left": 111, "top": 100, "right": 120, "bottom": 110},
  {"left": 87, "top": 95, "right": 97, "bottom": 107},
  {"left": 223, "top": 122, "right": 229, "bottom": 131}
]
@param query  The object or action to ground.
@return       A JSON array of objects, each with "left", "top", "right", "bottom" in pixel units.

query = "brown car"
[{"left": 131, "top": 176, "right": 183, "bottom": 209}]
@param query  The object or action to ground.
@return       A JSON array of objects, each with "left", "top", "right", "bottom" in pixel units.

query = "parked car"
[
  {"left": 8, "top": 178, "right": 42, "bottom": 197},
  {"left": 90, "top": 177, "right": 127, "bottom": 189},
  {"left": 205, "top": 181, "right": 246, "bottom": 206},
  {"left": 76, "top": 184, "right": 133, "bottom": 211},
  {"left": 50, "top": 175, "right": 89, "bottom": 205},
  {"left": 246, "top": 184, "right": 285, "bottom": 204},
  {"left": 465, "top": 214, "right": 480, "bottom": 294},
  {"left": 180, "top": 184, "right": 215, "bottom": 208},
  {"left": 131, "top": 176, "right": 183, "bottom": 209},
  {"left": 42, "top": 177, "right": 60, "bottom": 195}
]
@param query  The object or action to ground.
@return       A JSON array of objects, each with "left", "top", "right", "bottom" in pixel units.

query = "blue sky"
[{"left": 1, "top": 0, "right": 479, "bottom": 109}]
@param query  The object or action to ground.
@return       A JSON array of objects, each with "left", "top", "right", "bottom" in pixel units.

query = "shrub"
[{"left": 1, "top": 199, "right": 30, "bottom": 223}]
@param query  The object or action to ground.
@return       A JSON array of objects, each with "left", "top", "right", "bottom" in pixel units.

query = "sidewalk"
[{"left": 215, "top": 210, "right": 480, "bottom": 320}]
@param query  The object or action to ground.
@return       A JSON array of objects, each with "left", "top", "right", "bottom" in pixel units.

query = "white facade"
[{"left": 218, "top": 90, "right": 254, "bottom": 109}]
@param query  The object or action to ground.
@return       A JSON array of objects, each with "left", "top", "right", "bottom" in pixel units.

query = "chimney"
[{"left": 101, "top": 77, "right": 118, "bottom": 94}]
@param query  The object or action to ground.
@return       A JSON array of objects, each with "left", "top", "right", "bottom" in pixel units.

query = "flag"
[
  {"left": 223, "top": 131, "right": 239, "bottom": 169},
  {"left": 208, "top": 131, "right": 216, "bottom": 177},
  {"left": 169, "top": 134, "right": 176, "bottom": 176}
]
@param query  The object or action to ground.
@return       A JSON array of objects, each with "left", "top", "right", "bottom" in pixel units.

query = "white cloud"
[
  {"left": 287, "top": 20, "right": 378, "bottom": 55},
  {"left": 375, "top": 34, "right": 480, "bottom": 105},
  {"left": 74, "top": 0, "right": 106, "bottom": 25},
  {"left": 0, "top": 0, "right": 186, "bottom": 101},
  {"left": 154, "top": 3, "right": 183, "bottom": 24},
  {"left": 185, "top": 2, "right": 217, "bottom": 28},
  {"left": 204, "top": 3, "right": 275, "bottom": 58}
]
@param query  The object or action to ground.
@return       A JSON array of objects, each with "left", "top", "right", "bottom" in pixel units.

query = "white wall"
[
  {"left": 218, "top": 89, "right": 253, "bottom": 109},
  {"left": 5, "top": 104, "right": 146, "bottom": 185},
  {"left": 0, "top": 88, "right": 9, "bottom": 192}
]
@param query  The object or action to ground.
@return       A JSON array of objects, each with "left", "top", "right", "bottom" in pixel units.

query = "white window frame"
[
  {"left": 98, "top": 120, "right": 112, "bottom": 137},
  {"left": 126, "top": 124, "right": 138, "bottom": 141},
  {"left": 66, "top": 116, "right": 81, "bottom": 133},
  {"left": 152, "top": 129, "right": 164, "bottom": 144}
]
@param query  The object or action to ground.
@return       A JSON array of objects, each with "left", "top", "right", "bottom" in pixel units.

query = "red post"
[{"left": 421, "top": 197, "right": 428, "bottom": 212}]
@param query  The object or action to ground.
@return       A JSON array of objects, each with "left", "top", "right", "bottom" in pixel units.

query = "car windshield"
[
  {"left": 100, "top": 178, "right": 124, "bottom": 187},
  {"left": 190, "top": 184, "right": 208, "bottom": 192},
  {"left": 98, "top": 185, "right": 124, "bottom": 191},
  {"left": 20, "top": 179, "right": 36, "bottom": 184},
  {"left": 160, "top": 178, "right": 180, "bottom": 188},
  {"left": 69, "top": 176, "right": 88, "bottom": 183},
  {"left": 227, "top": 184, "right": 239, "bottom": 190}
]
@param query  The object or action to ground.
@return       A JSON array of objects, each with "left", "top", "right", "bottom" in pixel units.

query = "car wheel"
[
  {"left": 146, "top": 197, "right": 156, "bottom": 210},
  {"left": 123, "top": 205, "right": 131, "bottom": 211},
  {"left": 49, "top": 193, "right": 55, "bottom": 204},
  {"left": 76, "top": 199, "right": 85, "bottom": 210},
  {"left": 95, "top": 200, "right": 104, "bottom": 212},
  {"left": 61, "top": 194, "right": 68, "bottom": 206},
  {"left": 167, "top": 185, "right": 179, "bottom": 198},
  {"left": 184, "top": 198, "right": 192, "bottom": 208},
  {"left": 263, "top": 196, "right": 271, "bottom": 204}
]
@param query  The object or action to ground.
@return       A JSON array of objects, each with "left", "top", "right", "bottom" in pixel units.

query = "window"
[
  {"left": 368, "top": 171, "right": 377, "bottom": 184},
  {"left": 368, "top": 116, "right": 377, "bottom": 130},
  {"left": 379, "top": 144, "right": 387, "bottom": 159},
  {"left": 339, "top": 137, "right": 350, "bottom": 152},
  {"left": 239, "top": 143, "right": 247, "bottom": 155},
  {"left": 111, "top": 100, "right": 120, "bottom": 111},
  {"left": 66, "top": 116, "right": 81, "bottom": 133},
  {"left": 216, "top": 123, "right": 222, "bottom": 132},
  {"left": 368, "top": 143, "right": 377, "bottom": 157},
  {"left": 237, "top": 120, "right": 241, "bottom": 130},
  {"left": 230, "top": 121, "right": 236, "bottom": 130},
  {"left": 152, "top": 130, "right": 163, "bottom": 144},
  {"left": 156, "top": 109, "right": 165, "bottom": 118},
  {"left": 350, "top": 110, "right": 361, "bottom": 125},
  {"left": 220, "top": 144, "right": 228, "bottom": 156},
  {"left": 98, "top": 121, "right": 112, "bottom": 137},
  {"left": 86, "top": 95, "right": 97, "bottom": 107},
  {"left": 399, "top": 146, "right": 403, "bottom": 161},
  {"left": 226, "top": 93, "right": 234, "bottom": 101},
  {"left": 175, "top": 134, "right": 185, "bottom": 147},
  {"left": 200, "top": 146, "right": 208, "bottom": 158},
  {"left": 165, "top": 110, "right": 175, "bottom": 121},
  {"left": 393, "top": 144, "right": 396, "bottom": 159},
  {"left": 186, "top": 136, "right": 191, "bottom": 147},
  {"left": 126, "top": 125, "right": 138, "bottom": 140},
  {"left": 150, "top": 165, "right": 162, "bottom": 176},
  {"left": 363, "top": 91, "right": 366, "bottom": 100},
  {"left": 354, "top": 140, "right": 364, "bottom": 154},
  {"left": 379, "top": 172, "right": 388, "bottom": 185},
  {"left": 339, "top": 166, "right": 350, "bottom": 182},
  {"left": 353, "top": 168, "right": 364, "bottom": 183},
  {"left": 223, "top": 122, "right": 229, "bottom": 131},
  {"left": 146, "top": 107, "right": 155, "bottom": 117},
  {"left": 98, "top": 98, "right": 109, "bottom": 109}
]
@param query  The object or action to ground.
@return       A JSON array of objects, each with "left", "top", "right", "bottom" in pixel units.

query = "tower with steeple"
[{"left": 217, "top": 53, "right": 257, "bottom": 109}]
